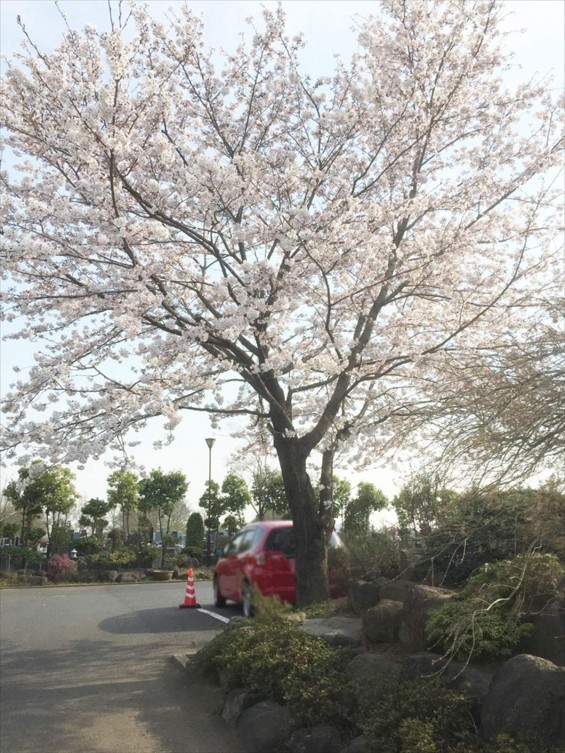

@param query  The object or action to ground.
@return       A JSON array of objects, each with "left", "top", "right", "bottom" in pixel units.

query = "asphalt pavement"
[{"left": 0, "top": 581, "right": 251, "bottom": 753}]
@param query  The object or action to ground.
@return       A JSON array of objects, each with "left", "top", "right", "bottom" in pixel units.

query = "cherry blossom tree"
[{"left": 1, "top": 1, "right": 562, "bottom": 604}]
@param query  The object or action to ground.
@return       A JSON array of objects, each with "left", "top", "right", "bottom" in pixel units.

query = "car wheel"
[
  {"left": 213, "top": 577, "right": 226, "bottom": 608},
  {"left": 241, "top": 582, "right": 254, "bottom": 618}
]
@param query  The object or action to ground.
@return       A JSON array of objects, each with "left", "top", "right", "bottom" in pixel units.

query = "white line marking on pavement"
[{"left": 197, "top": 607, "right": 230, "bottom": 624}]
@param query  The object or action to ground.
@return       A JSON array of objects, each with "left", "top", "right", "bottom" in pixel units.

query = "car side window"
[
  {"left": 239, "top": 528, "right": 256, "bottom": 553},
  {"left": 225, "top": 533, "right": 244, "bottom": 556},
  {"left": 265, "top": 528, "right": 295, "bottom": 556}
]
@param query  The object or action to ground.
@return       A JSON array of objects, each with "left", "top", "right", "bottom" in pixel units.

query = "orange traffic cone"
[{"left": 179, "top": 568, "right": 201, "bottom": 609}]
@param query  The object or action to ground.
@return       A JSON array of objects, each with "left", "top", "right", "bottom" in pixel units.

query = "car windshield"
[{"left": 265, "top": 527, "right": 295, "bottom": 557}]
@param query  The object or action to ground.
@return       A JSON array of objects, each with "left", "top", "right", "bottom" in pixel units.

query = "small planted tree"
[
  {"left": 222, "top": 514, "right": 241, "bottom": 537},
  {"left": 4, "top": 465, "right": 45, "bottom": 545},
  {"left": 79, "top": 497, "right": 111, "bottom": 540},
  {"left": 186, "top": 512, "right": 205, "bottom": 560},
  {"left": 392, "top": 471, "right": 458, "bottom": 540},
  {"left": 138, "top": 469, "right": 188, "bottom": 568},
  {"left": 342, "top": 483, "right": 388, "bottom": 534},
  {"left": 107, "top": 470, "right": 139, "bottom": 540},
  {"left": 4, "top": 464, "right": 78, "bottom": 555},
  {"left": 221, "top": 472, "right": 250, "bottom": 530},
  {"left": 251, "top": 468, "right": 288, "bottom": 520}
]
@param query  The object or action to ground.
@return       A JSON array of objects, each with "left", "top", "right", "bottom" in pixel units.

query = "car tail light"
[{"left": 256, "top": 552, "right": 275, "bottom": 570}]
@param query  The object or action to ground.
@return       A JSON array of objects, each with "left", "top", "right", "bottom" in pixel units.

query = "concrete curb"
[
  {"left": 0, "top": 579, "right": 213, "bottom": 590},
  {"left": 170, "top": 648, "right": 200, "bottom": 670}
]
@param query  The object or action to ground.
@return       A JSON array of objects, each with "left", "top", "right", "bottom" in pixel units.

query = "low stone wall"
[
  {"left": 208, "top": 572, "right": 565, "bottom": 753},
  {"left": 212, "top": 612, "right": 565, "bottom": 753}
]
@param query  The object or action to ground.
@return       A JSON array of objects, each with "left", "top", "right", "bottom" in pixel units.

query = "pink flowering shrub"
[{"left": 47, "top": 553, "right": 77, "bottom": 582}]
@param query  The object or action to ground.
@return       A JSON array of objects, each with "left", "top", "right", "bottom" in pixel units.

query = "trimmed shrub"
[
  {"left": 194, "top": 615, "right": 356, "bottom": 729},
  {"left": 339, "top": 530, "right": 404, "bottom": 583},
  {"left": 46, "top": 553, "right": 78, "bottom": 582},
  {"left": 73, "top": 537, "right": 101, "bottom": 556},
  {"left": 359, "top": 675, "right": 478, "bottom": 753}
]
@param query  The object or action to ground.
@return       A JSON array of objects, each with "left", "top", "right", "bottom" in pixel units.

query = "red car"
[{"left": 213, "top": 520, "right": 344, "bottom": 617}]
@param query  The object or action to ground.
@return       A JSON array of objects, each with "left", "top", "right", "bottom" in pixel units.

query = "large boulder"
[
  {"left": 481, "top": 654, "right": 565, "bottom": 749},
  {"left": 301, "top": 617, "right": 362, "bottom": 647},
  {"left": 222, "top": 688, "right": 262, "bottom": 726},
  {"left": 403, "top": 652, "right": 492, "bottom": 703},
  {"left": 340, "top": 736, "right": 370, "bottom": 753},
  {"left": 348, "top": 579, "right": 387, "bottom": 615},
  {"left": 379, "top": 579, "right": 414, "bottom": 604},
  {"left": 346, "top": 651, "right": 403, "bottom": 695},
  {"left": 117, "top": 571, "right": 140, "bottom": 583},
  {"left": 238, "top": 700, "right": 291, "bottom": 752},
  {"left": 29, "top": 575, "right": 48, "bottom": 586},
  {"left": 398, "top": 585, "right": 457, "bottom": 652},
  {"left": 97, "top": 570, "right": 119, "bottom": 582},
  {"left": 288, "top": 725, "right": 342, "bottom": 753},
  {"left": 522, "top": 597, "right": 565, "bottom": 666},
  {"left": 363, "top": 600, "right": 404, "bottom": 644}
]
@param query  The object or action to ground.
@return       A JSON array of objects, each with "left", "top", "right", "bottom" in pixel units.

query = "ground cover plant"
[{"left": 426, "top": 552, "right": 564, "bottom": 663}]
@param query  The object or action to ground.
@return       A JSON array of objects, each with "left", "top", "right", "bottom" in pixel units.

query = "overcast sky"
[{"left": 1, "top": 1, "right": 563, "bottom": 520}]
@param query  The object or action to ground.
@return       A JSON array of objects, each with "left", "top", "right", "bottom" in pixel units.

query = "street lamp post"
[{"left": 205, "top": 437, "right": 215, "bottom": 567}]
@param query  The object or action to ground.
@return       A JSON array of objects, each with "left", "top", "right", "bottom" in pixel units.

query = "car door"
[
  {"left": 232, "top": 528, "right": 258, "bottom": 600},
  {"left": 262, "top": 527, "right": 296, "bottom": 603},
  {"left": 216, "top": 532, "right": 245, "bottom": 600}
]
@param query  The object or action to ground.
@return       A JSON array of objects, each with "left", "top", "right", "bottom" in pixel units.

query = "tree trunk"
[
  {"left": 274, "top": 436, "right": 330, "bottom": 606},
  {"left": 158, "top": 512, "right": 165, "bottom": 569}
]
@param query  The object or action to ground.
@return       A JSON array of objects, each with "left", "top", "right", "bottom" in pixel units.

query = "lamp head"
[{"left": 205, "top": 437, "right": 215, "bottom": 449}]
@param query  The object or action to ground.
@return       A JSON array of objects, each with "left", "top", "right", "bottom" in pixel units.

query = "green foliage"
[
  {"left": 79, "top": 497, "right": 110, "bottom": 538},
  {"left": 342, "top": 482, "right": 388, "bottom": 533},
  {"left": 359, "top": 676, "right": 478, "bottom": 753},
  {"left": 4, "top": 463, "right": 78, "bottom": 545},
  {"left": 222, "top": 513, "right": 241, "bottom": 535},
  {"left": 360, "top": 679, "right": 562, "bottom": 752},
  {"left": 107, "top": 470, "right": 139, "bottom": 537},
  {"left": 138, "top": 469, "right": 189, "bottom": 567},
  {"left": 392, "top": 471, "right": 458, "bottom": 538},
  {"left": 462, "top": 552, "right": 564, "bottom": 611},
  {"left": 221, "top": 472, "right": 250, "bottom": 526},
  {"left": 426, "top": 553, "right": 564, "bottom": 662},
  {"left": 48, "top": 524, "right": 72, "bottom": 555},
  {"left": 251, "top": 467, "right": 288, "bottom": 519},
  {"left": 413, "top": 487, "right": 540, "bottom": 587},
  {"left": 326, "top": 476, "right": 352, "bottom": 523},
  {"left": 0, "top": 521, "right": 19, "bottom": 540},
  {"left": 247, "top": 585, "right": 293, "bottom": 618},
  {"left": 194, "top": 616, "right": 356, "bottom": 729},
  {"left": 73, "top": 536, "right": 102, "bottom": 555},
  {"left": 2, "top": 545, "right": 41, "bottom": 567},
  {"left": 397, "top": 719, "right": 438, "bottom": 753},
  {"left": 26, "top": 527, "right": 46, "bottom": 544},
  {"left": 107, "top": 528, "right": 125, "bottom": 551},
  {"left": 339, "top": 529, "right": 404, "bottom": 581},
  {"left": 138, "top": 470, "right": 188, "bottom": 519},
  {"left": 90, "top": 548, "right": 137, "bottom": 567},
  {"left": 426, "top": 601, "right": 532, "bottom": 663},
  {"left": 529, "top": 476, "right": 565, "bottom": 558},
  {"left": 133, "top": 544, "right": 161, "bottom": 568},
  {"left": 199, "top": 480, "right": 222, "bottom": 530},
  {"left": 300, "top": 598, "right": 350, "bottom": 619},
  {"left": 185, "top": 512, "right": 205, "bottom": 552}
]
